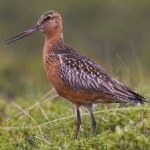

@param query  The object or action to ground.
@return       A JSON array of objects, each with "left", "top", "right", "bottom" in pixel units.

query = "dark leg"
[
  {"left": 86, "top": 104, "right": 97, "bottom": 134},
  {"left": 74, "top": 107, "right": 81, "bottom": 138},
  {"left": 90, "top": 109, "right": 96, "bottom": 134}
]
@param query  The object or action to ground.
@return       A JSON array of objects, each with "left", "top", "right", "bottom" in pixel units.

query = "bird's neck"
[{"left": 43, "top": 31, "right": 64, "bottom": 56}]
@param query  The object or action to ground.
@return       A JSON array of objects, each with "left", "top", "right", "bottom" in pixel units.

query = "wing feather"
[
  {"left": 59, "top": 54, "right": 116, "bottom": 94},
  {"left": 58, "top": 53, "right": 146, "bottom": 103}
]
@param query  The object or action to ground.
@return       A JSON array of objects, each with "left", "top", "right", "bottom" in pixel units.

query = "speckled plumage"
[
  {"left": 43, "top": 38, "right": 145, "bottom": 104},
  {"left": 5, "top": 10, "right": 147, "bottom": 138}
]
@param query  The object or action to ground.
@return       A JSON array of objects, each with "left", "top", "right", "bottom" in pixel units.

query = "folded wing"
[{"left": 59, "top": 53, "right": 146, "bottom": 103}]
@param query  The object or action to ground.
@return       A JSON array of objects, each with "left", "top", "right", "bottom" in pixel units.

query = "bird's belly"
[{"left": 56, "top": 85, "right": 114, "bottom": 104}]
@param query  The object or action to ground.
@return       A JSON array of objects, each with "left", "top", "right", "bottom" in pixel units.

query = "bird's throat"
[{"left": 43, "top": 33, "right": 63, "bottom": 56}]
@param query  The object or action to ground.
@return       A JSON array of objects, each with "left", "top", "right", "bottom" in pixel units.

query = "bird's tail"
[
  {"left": 112, "top": 84, "right": 148, "bottom": 104},
  {"left": 125, "top": 89, "right": 148, "bottom": 104}
]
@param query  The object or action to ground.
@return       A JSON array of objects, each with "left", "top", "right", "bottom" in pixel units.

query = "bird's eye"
[
  {"left": 46, "top": 16, "right": 51, "bottom": 20},
  {"left": 45, "top": 16, "right": 54, "bottom": 21}
]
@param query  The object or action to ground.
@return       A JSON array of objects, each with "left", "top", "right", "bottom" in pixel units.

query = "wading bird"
[{"left": 5, "top": 10, "right": 146, "bottom": 138}]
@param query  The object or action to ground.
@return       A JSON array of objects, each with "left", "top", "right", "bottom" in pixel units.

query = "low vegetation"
[{"left": 0, "top": 88, "right": 149, "bottom": 150}]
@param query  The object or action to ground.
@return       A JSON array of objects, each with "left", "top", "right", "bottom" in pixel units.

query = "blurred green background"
[{"left": 0, "top": 0, "right": 150, "bottom": 100}]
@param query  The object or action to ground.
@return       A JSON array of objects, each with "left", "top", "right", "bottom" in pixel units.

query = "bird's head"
[
  {"left": 38, "top": 10, "right": 62, "bottom": 33},
  {"left": 5, "top": 10, "right": 63, "bottom": 44}
]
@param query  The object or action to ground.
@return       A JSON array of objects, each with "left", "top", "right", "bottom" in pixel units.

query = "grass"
[{"left": 0, "top": 88, "right": 150, "bottom": 150}]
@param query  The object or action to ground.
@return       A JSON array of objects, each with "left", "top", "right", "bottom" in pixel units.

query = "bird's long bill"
[{"left": 4, "top": 24, "right": 39, "bottom": 44}]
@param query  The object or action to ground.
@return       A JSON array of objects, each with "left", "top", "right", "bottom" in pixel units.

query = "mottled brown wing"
[
  {"left": 59, "top": 54, "right": 112, "bottom": 93},
  {"left": 59, "top": 53, "right": 146, "bottom": 103}
]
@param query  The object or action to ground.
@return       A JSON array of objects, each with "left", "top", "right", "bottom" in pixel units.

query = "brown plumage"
[{"left": 5, "top": 10, "right": 147, "bottom": 138}]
